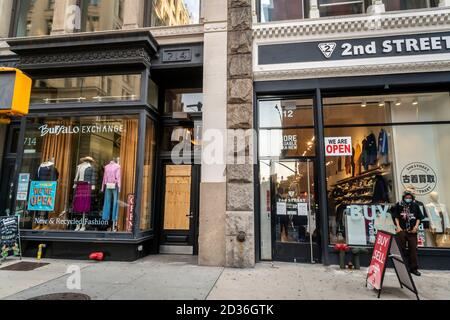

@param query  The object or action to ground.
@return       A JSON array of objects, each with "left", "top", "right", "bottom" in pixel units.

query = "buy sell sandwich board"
[{"left": 366, "top": 230, "right": 419, "bottom": 300}]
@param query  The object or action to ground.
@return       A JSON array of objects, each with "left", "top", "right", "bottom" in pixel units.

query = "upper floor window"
[
  {"left": 258, "top": 0, "right": 440, "bottom": 22},
  {"left": 81, "top": 0, "right": 124, "bottom": 32},
  {"left": 16, "top": 0, "right": 55, "bottom": 37},
  {"left": 31, "top": 74, "right": 142, "bottom": 104},
  {"left": 150, "top": 0, "right": 200, "bottom": 27}
]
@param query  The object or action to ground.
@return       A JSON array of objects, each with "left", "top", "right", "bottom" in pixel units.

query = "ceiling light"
[
  {"left": 412, "top": 98, "right": 419, "bottom": 105},
  {"left": 361, "top": 100, "right": 367, "bottom": 108},
  {"left": 395, "top": 99, "right": 402, "bottom": 106},
  {"left": 378, "top": 101, "right": 385, "bottom": 107}
]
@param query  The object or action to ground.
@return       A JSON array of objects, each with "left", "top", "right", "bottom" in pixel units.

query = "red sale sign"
[
  {"left": 325, "top": 137, "right": 352, "bottom": 156},
  {"left": 367, "top": 231, "right": 392, "bottom": 290}
]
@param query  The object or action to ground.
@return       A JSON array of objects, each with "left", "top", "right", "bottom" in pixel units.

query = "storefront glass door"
[{"left": 266, "top": 159, "right": 321, "bottom": 262}]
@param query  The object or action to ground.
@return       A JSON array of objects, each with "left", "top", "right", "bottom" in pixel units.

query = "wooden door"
[{"left": 163, "top": 165, "right": 192, "bottom": 230}]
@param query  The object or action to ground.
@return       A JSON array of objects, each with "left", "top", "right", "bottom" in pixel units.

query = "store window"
[
  {"left": 259, "top": 99, "right": 315, "bottom": 158},
  {"left": 150, "top": 0, "right": 200, "bottom": 27},
  {"left": 325, "top": 92, "right": 450, "bottom": 249},
  {"left": 16, "top": 0, "right": 55, "bottom": 37},
  {"left": 81, "top": 0, "right": 124, "bottom": 32},
  {"left": 15, "top": 115, "right": 139, "bottom": 233},
  {"left": 164, "top": 89, "right": 203, "bottom": 114},
  {"left": 140, "top": 118, "right": 156, "bottom": 231},
  {"left": 31, "top": 74, "right": 141, "bottom": 104}
]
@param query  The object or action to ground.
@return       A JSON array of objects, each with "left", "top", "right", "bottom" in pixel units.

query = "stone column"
[
  {"left": 198, "top": 0, "right": 228, "bottom": 267},
  {"left": 309, "top": 0, "right": 320, "bottom": 19},
  {"left": 440, "top": 0, "right": 450, "bottom": 7},
  {"left": 51, "top": 0, "right": 77, "bottom": 35},
  {"left": 123, "top": 0, "right": 143, "bottom": 29},
  {"left": 226, "top": 0, "right": 255, "bottom": 268}
]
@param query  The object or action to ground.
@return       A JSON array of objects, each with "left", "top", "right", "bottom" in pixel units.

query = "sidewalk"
[{"left": 1, "top": 255, "right": 449, "bottom": 300}]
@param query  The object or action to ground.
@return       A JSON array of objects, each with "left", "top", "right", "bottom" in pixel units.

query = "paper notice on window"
[
  {"left": 298, "top": 202, "right": 308, "bottom": 216},
  {"left": 276, "top": 202, "right": 287, "bottom": 215}
]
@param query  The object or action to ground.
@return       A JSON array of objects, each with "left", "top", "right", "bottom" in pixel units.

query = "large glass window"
[
  {"left": 16, "top": 0, "right": 55, "bottom": 37},
  {"left": 258, "top": 0, "right": 440, "bottom": 22},
  {"left": 150, "top": 0, "right": 200, "bottom": 27},
  {"left": 325, "top": 92, "right": 450, "bottom": 248},
  {"left": 164, "top": 89, "right": 203, "bottom": 114},
  {"left": 81, "top": 0, "right": 124, "bottom": 32},
  {"left": 259, "top": 98, "right": 315, "bottom": 158},
  {"left": 14, "top": 115, "right": 139, "bottom": 233},
  {"left": 31, "top": 74, "right": 141, "bottom": 104}
]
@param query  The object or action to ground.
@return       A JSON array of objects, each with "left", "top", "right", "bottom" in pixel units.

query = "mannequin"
[
  {"left": 37, "top": 157, "right": 59, "bottom": 181},
  {"left": 426, "top": 192, "right": 450, "bottom": 247},
  {"left": 73, "top": 156, "right": 97, "bottom": 232},
  {"left": 101, "top": 157, "right": 121, "bottom": 232}
]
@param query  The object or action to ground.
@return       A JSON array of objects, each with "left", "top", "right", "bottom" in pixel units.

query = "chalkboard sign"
[
  {"left": 0, "top": 216, "right": 22, "bottom": 261},
  {"left": 366, "top": 230, "right": 419, "bottom": 300}
]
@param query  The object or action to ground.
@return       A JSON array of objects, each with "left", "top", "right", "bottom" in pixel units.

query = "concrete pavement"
[{"left": 1, "top": 255, "right": 449, "bottom": 300}]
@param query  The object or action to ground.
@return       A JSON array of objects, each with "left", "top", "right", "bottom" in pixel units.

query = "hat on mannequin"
[{"left": 80, "top": 156, "right": 95, "bottom": 163}]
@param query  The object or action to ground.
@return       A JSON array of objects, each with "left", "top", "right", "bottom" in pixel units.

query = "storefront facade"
[
  {"left": 0, "top": 0, "right": 226, "bottom": 262},
  {"left": 253, "top": 1, "right": 450, "bottom": 269}
]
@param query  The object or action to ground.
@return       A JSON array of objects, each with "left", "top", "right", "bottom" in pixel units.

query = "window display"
[
  {"left": 325, "top": 92, "right": 450, "bottom": 248},
  {"left": 15, "top": 115, "right": 139, "bottom": 233}
]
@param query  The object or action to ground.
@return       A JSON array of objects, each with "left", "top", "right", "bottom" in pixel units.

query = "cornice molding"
[
  {"left": 253, "top": 9, "right": 450, "bottom": 41},
  {"left": 18, "top": 47, "right": 151, "bottom": 69},
  {"left": 149, "top": 24, "right": 204, "bottom": 38},
  {"left": 254, "top": 60, "right": 450, "bottom": 81},
  {"left": 203, "top": 21, "right": 228, "bottom": 33}
]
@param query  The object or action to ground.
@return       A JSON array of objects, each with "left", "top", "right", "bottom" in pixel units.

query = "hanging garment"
[
  {"left": 354, "top": 143, "right": 362, "bottom": 175},
  {"left": 37, "top": 163, "right": 59, "bottom": 181},
  {"left": 378, "top": 129, "right": 389, "bottom": 165},
  {"left": 366, "top": 133, "right": 378, "bottom": 166},
  {"left": 372, "top": 175, "right": 389, "bottom": 203},
  {"left": 351, "top": 147, "right": 356, "bottom": 177},
  {"left": 378, "top": 129, "right": 389, "bottom": 155},
  {"left": 102, "top": 161, "right": 121, "bottom": 192},
  {"left": 361, "top": 138, "right": 369, "bottom": 171},
  {"left": 72, "top": 182, "right": 91, "bottom": 213},
  {"left": 345, "top": 155, "right": 351, "bottom": 175}
]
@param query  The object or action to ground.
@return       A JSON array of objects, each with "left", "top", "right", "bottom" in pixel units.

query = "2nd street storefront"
[{"left": 254, "top": 31, "right": 450, "bottom": 269}]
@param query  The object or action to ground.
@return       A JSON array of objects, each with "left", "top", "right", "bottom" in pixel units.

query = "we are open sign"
[{"left": 325, "top": 137, "right": 352, "bottom": 156}]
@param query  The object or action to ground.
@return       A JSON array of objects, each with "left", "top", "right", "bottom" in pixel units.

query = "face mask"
[{"left": 405, "top": 199, "right": 413, "bottom": 204}]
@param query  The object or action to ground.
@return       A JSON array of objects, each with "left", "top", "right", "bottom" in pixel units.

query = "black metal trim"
[{"left": 313, "top": 88, "right": 330, "bottom": 265}]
